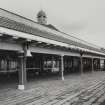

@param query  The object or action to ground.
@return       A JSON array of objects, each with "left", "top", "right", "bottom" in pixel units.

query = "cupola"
[{"left": 37, "top": 10, "right": 47, "bottom": 25}]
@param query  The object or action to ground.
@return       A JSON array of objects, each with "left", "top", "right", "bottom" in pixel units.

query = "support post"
[
  {"left": 80, "top": 54, "right": 83, "bottom": 74},
  {"left": 39, "top": 55, "right": 43, "bottom": 75},
  {"left": 92, "top": 58, "right": 94, "bottom": 72},
  {"left": 99, "top": 58, "right": 101, "bottom": 71},
  {"left": 72, "top": 57, "right": 74, "bottom": 72},
  {"left": 18, "top": 55, "right": 27, "bottom": 90},
  {"left": 51, "top": 56, "right": 54, "bottom": 72},
  {"left": 104, "top": 59, "right": 105, "bottom": 70},
  {"left": 18, "top": 44, "right": 27, "bottom": 90},
  {"left": 96, "top": 58, "right": 98, "bottom": 70},
  {"left": 61, "top": 55, "right": 64, "bottom": 80}
]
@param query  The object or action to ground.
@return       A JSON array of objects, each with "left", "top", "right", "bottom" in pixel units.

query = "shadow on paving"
[
  {"left": 0, "top": 73, "right": 18, "bottom": 89},
  {"left": 0, "top": 71, "right": 105, "bottom": 105},
  {"left": 0, "top": 72, "right": 79, "bottom": 89},
  {"left": 100, "top": 100, "right": 105, "bottom": 105}
]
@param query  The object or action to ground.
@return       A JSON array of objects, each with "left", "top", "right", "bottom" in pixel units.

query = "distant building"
[{"left": 0, "top": 8, "right": 105, "bottom": 90}]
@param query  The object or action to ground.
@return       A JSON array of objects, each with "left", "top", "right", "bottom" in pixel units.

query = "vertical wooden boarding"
[{"left": 98, "top": 58, "right": 101, "bottom": 70}]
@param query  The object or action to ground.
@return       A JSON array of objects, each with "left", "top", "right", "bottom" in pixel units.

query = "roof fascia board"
[
  {"left": 82, "top": 54, "right": 105, "bottom": 59},
  {"left": 0, "top": 27, "right": 105, "bottom": 56},
  {"left": 0, "top": 27, "right": 69, "bottom": 47},
  {"left": 0, "top": 40, "right": 22, "bottom": 51},
  {"left": 0, "top": 8, "right": 101, "bottom": 50},
  {"left": 30, "top": 46, "right": 80, "bottom": 57}
]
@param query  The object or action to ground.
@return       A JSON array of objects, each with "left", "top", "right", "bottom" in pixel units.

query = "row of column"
[
  {"left": 18, "top": 53, "right": 105, "bottom": 90},
  {"left": 18, "top": 54, "right": 65, "bottom": 90}
]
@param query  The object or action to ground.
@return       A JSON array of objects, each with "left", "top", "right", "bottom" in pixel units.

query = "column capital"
[
  {"left": 18, "top": 50, "right": 25, "bottom": 58},
  {"left": 80, "top": 51, "right": 84, "bottom": 56}
]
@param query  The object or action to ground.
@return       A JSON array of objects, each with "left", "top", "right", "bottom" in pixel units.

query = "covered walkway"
[{"left": 0, "top": 8, "right": 105, "bottom": 91}]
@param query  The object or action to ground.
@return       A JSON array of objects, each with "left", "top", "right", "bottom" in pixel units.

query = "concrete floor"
[{"left": 0, "top": 71, "right": 105, "bottom": 105}]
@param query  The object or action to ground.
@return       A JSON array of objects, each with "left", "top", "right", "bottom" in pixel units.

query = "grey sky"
[{"left": 0, "top": 0, "right": 105, "bottom": 47}]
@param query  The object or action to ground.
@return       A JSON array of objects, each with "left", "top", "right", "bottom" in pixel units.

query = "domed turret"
[{"left": 37, "top": 10, "right": 47, "bottom": 25}]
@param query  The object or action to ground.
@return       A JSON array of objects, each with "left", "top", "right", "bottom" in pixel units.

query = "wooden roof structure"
[{"left": 0, "top": 8, "right": 105, "bottom": 56}]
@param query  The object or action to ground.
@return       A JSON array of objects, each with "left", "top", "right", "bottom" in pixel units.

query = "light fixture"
[
  {"left": 27, "top": 39, "right": 31, "bottom": 42},
  {"left": 26, "top": 42, "right": 32, "bottom": 57},
  {"left": 0, "top": 33, "right": 3, "bottom": 36},
  {"left": 12, "top": 36, "right": 19, "bottom": 39},
  {"left": 37, "top": 41, "right": 42, "bottom": 44},
  {"left": 26, "top": 49, "right": 32, "bottom": 57}
]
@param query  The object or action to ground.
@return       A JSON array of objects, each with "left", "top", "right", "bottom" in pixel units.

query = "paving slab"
[{"left": 0, "top": 71, "right": 105, "bottom": 105}]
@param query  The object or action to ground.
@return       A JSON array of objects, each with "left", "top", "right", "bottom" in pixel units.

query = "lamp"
[
  {"left": 25, "top": 41, "right": 32, "bottom": 57},
  {"left": 26, "top": 49, "right": 32, "bottom": 57},
  {"left": 0, "top": 33, "right": 3, "bottom": 36}
]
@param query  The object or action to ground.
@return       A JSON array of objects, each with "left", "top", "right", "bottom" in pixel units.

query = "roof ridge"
[{"left": 0, "top": 8, "right": 37, "bottom": 24}]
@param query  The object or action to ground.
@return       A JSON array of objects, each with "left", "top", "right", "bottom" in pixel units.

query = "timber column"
[
  {"left": 18, "top": 45, "right": 27, "bottom": 90},
  {"left": 92, "top": 58, "right": 94, "bottom": 72},
  {"left": 104, "top": 59, "right": 105, "bottom": 70},
  {"left": 80, "top": 53, "right": 83, "bottom": 74},
  {"left": 60, "top": 55, "right": 64, "bottom": 80}
]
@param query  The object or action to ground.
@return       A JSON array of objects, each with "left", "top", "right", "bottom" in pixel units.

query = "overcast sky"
[{"left": 0, "top": 0, "right": 105, "bottom": 47}]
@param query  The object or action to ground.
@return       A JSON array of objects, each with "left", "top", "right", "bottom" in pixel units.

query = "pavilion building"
[{"left": 0, "top": 8, "right": 105, "bottom": 90}]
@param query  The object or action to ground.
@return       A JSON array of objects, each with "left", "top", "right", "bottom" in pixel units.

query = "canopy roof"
[{"left": 0, "top": 8, "right": 104, "bottom": 55}]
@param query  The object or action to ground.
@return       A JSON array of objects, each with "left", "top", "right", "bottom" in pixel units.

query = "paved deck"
[{"left": 0, "top": 71, "right": 105, "bottom": 105}]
